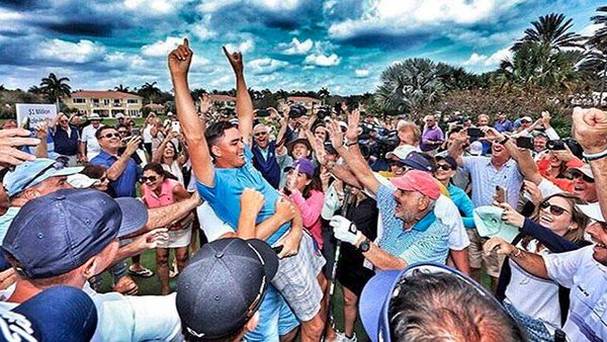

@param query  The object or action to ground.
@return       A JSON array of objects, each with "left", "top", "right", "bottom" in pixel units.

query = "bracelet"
[
  {"left": 510, "top": 248, "right": 522, "bottom": 258},
  {"left": 345, "top": 140, "right": 358, "bottom": 147},
  {"left": 583, "top": 149, "right": 607, "bottom": 162}
]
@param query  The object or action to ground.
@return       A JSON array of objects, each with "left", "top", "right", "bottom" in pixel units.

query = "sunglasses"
[
  {"left": 539, "top": 202, "right": 569, "bottom": 216},
  {"left": 436, "top": 164, "right": 453, "bottom": 171},
  {"left": 254, "top": 131, "right": 268, "bottom": 137},
  {"left": 102, "top": 132, "right": 120, "bottom": 139},
  {"left": 567, "top": 170, "right": 594, "bottom": 183},
  {"left": 141, "top": 176, "right": 158, "bottom": 183},
  {"left": 22, "top": 160, "right": 66, "bottom": 190}
]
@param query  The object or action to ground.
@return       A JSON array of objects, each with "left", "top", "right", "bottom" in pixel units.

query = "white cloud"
[
  {"left": 209, "top": 74, "right": 232, "bottom": 87},
  {"left": 140, "top": 36, "right": 183, "bottom": 57},
  {"left": 278, "top": 38, "right": 313, "bottom": 55},
  {"left": 462, "top": 47, "right": 512, "bottom": 68},
  {"left": 248, "top": 58, "right": 288, "bottom": 75},
  {"left": 329, "top": 0, "right": 522, "bottom": 40},
  {"left": 191, "top": 23, "right": 217, "bottom": 41},
  {"left": 197, "top": 0, "right": 302, "bottom": 13},
  {"left": 123, "top": 0, "right": 181, "bottom": 14},
  {"left": 224, "top": 38, "right": 255, "bottom": 54},
  {"left": 580, "top": 24, "right": 601, "bottom": 37},
  {"left": 0, "top": 8, "right": 24, "bottom": 21},
  {"left": 304, "top": 53, "right": 341, "bottom": 67},
  {"left": 197, "top": 0, "right": 240, "bottom": 13},
  {"left": 38, "top": 39, "right": 106, "bottom": 63},
  {"left": 104, "top": 52, "right": 146, "bottom": 68},
  {"left": 355, "top": 68, "right": 369, "bottom": 78}
]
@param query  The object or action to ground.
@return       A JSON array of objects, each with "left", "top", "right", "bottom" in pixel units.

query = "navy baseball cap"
[
  {"left": 359, "top": 263, "right": 516, "bottom": 342},
  {"left": 0, "top": 286, "right": 98, "bottom": 342},
  {"left": 176, "top": 238, "right": 278, "bottom": 340},
  {"left": 2, "top": 189, "right": 147, "bottom": 279},
  {"left": 3, "top": 158, "right": 83, "bottom": 197},
  {"left": 401, "top": 151, "right": 435, "bottom": 173}
]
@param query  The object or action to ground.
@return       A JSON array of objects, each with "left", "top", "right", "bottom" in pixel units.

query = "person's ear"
[
  {"left": 81, "top": 257, "right": 99, "bottom": 279},
  {"left": 211, "top": 145, "right": 222, "bottom": 158},
  {"left": 305, "top": 178, "right": 312, "bottom": 186},
  {"left": 22, "top": 188, "right": 40, "bottom": 201}
]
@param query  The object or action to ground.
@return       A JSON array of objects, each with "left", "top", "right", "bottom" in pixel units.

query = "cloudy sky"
[{"left": 0, "top": 0, "right": 601, "bottom": 95}]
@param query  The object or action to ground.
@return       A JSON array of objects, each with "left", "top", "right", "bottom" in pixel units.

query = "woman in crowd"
[
  {"left": 490, "top": 193, "right": 589, "bottom": 333},
  {"left": 153, "top": 132, "right": 188, "bottom": 185},
  {"left": 536, "top": 149, "right": 584, "bottom": 192},
  {"left": 142, "top": 113, "right": 157, "bottom": 157},
  {"left": 80, "top": 165, "right": 111, "bottom": 194},
  {"left": 140, "top": 162, "right": 192, "bottom": 295},
  {"left": 284, "top": 158, "right": 325, "bottom": 250}
]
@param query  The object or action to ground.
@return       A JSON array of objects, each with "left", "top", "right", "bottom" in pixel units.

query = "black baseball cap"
[
  {"left": 176, "top": 238, "right": 278, "bottom": 340},
  {"left": 2, "top": 189, "right": 148, "bottom": 279}
]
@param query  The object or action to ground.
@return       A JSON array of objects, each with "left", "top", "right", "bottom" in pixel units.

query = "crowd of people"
[{"left": 0, "top": 38, "right": 606, "bottom": 342}]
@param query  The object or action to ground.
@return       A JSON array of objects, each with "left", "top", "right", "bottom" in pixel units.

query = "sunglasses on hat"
[{"left": 566, "top": 170, "right": 594, "bottom": 183}]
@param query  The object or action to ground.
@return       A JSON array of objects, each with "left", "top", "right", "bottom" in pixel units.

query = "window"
[
  {"left": 103, "top": 99, "right": 110, "bottom": 105},
  {"left": 73, "top": 98, "right": 85, "bottom": 103},
  {"left": 113, "top": 99, "right": 121, "bottom": 106},
  {"left": 92, "top": 98, "right": 100, "bottom": 104},
  {"left": 127, "top": 99, "right": 138, "bottom": 104}
]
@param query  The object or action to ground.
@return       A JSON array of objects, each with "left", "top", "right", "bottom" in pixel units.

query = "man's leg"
[
  {"left": 342, "top": 286, "right": 358, "bottom": 339},
  {"left": 466, "top": 229, "right": 483, "bottom": 283}
]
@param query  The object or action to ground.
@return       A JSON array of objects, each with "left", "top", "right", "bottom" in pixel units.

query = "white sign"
[{"left": 15, "top": 103, "right": 58, "bottom": 131}]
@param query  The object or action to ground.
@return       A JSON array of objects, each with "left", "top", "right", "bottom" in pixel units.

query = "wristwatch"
[{"left": 358, "top": 238, "right": 371, "bottom": 253}]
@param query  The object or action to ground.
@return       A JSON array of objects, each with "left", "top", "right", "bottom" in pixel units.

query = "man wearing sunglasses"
[
  {"left": 251, "top": 123, "right": 289, "bottom": 189},
  {"left": 90, "top": 126, "right": 142, "bottom": 198}
]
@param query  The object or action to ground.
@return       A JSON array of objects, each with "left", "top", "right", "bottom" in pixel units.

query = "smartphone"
[
  {"left": 495, "top": 186, "right": 507, "bottom": 204},
  {"left": 515, "top": 136, "right": 534, "bottom": 149},
  {"left": 171, "top": 121, "right": 181, "bottom": 133},
  {"left": 272, "top": 245, "right": 284, "bottom": 254},
  {"left": 256, "top": 109, "right": 270, "bottom": 117},
  {"left": 547, "top": 139, "right": 566, "bottom": 150},
  {"left": 467, "top": 127, "right": 484, "bottom": 138}
]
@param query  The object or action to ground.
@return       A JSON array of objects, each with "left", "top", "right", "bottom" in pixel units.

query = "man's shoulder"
[{"left": 90, "top": 151, "right": 112, "bottom": 164}]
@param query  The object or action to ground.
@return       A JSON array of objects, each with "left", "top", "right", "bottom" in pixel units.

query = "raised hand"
[
  {"left": 330, "top": 215, "right": 363, "bottom": 247},
  {"left": 480, "top": 126, "right": 504, "bottom": 142},
  {"left": 523, "top": 180, "right": 543, "bottom": 206},
  {"left": 240, "top": 188, "right": 265, "bottom": 216},
  {"left": 327, "top": 120, "right": 344, "bottom": 149},
  {"left": 0, "top": 128, "right": 39, "bottom": 169},
  {"left": 168, "top": 38, "right": 193, "bottom": 79},
  {"left": 345, "top": 108, "right": 360, "bottom": 142},
  {"left": 572, "top": 107, "right": 607, "bottom": 154},
  {"left": 124, "top": 136, "right": 141, "bottom": 157},
  {"left": 199, "top": 94, "right": 212, "bottom": 114},
  {"left": 498, "top": 202, "right": 524, "bottom": 228},
  {"left": 222, "top": 46, "right": 244, "bottom": 75}
]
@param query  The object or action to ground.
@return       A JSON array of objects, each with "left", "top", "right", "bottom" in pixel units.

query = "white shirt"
[
  {"left": 544, "top": 245, "right": 607, "bottom": 341},
  {"left": 81, "top": 124, "right": 102, "bottom": 161},
  {"left": 506, "top": 240, "right": 561, "bottom": 330},
  {"left": 143, "top": 124, "right": 154, "bottom": 143},
  {"left": 0, "top": 283, "right": 182, "bottom": 342},
  {"left": 197, "top": 202, "right": 233, "bottom": 242}
]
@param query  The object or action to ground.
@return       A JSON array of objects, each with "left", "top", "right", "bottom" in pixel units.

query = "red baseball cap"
[{"left": 390, "top": 170, "right": 441, "bottom": 200}]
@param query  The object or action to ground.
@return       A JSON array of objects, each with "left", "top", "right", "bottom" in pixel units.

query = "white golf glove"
[{"left": 330, "top": 215, "right": 363, "bottom": 246}]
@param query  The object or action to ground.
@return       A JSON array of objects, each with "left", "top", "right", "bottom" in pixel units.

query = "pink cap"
[{"left": 390, "top": 170, "right": 441, "bottom": 200}]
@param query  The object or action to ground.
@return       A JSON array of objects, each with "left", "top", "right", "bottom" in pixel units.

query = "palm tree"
[
  {"left": 586, "top": 6, "right": 607, "bottom": 104},
  {"left": 39, "top": 73, "right": 72, "bottom": 104},
  {"left": 317, "top": 87, "right": 330, "bottom": 104},
  {"left": 513, "top": 13, "right": 584, "bottom": 51},
  {"left": 114, "top": 84, "right": 130, "bottom": 93},
  {"left": 375, "top": 58, "right": 445, "bottom": 119},
  {"left": 138, "top": 82, "right": 161, "bottom": 104}
]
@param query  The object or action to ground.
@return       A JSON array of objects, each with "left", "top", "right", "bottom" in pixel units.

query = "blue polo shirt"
[
  {"left": 90, "top": 150, "right": 140, "bottom": 198},
  {"left": 196, "top": 145, "right": 289, "bottom": 245},
  {"left": 375, "top": 184, "right": 450, "bottom": 264}
]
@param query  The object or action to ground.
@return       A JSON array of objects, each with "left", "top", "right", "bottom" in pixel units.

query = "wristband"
[
  {"left": 346, "top": 140, "right": 358, "bottom": 147},
  {"left": 510, "top": 248, "right": 522, "bottom": 258},
  {"left": 583, "top": 149, "right": 607, "bottom": 162},
  {"left": 498, "top": 136, "right": 509, "bottom": 145}
]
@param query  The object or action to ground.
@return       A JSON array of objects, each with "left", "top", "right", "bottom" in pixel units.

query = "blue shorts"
[{"left": 245, "top": 285, "right": 300, "bottom": 341}]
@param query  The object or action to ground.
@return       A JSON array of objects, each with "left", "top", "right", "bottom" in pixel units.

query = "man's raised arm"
[
  {"left": 168, "top": 38, "right": 214, "bottom": 186},
  {"left": 223, "top": 47, "right": 254, "bottom": 146}
]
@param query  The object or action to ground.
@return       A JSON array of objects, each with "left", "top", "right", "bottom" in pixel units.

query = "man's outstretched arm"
[
  {"left": 223, "top": 47, "right": 254, "bottom": 146},
  {"left": 168, "top": 38, "right": 214, "bottom": 186}
]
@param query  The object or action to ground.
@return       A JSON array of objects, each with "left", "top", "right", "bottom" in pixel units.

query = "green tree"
[
  {"left": 138, "top": 82, "right": 162, "bottom": 104},
  {"left": 39, "top": 73, "right": 72, "bottom": 104},
  {"left": 375, "top": 58, "right": 445, "bottom": 120},
  {"left": 513, "top": 13, "right": 584, "bottom": 51},
  {"left": 114, "top": 84, "right": 130, "bottom": 92}
]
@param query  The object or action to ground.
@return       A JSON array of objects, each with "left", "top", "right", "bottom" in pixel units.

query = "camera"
[{"left": 288, "top": 104, "right": 307, "bottom": 118}]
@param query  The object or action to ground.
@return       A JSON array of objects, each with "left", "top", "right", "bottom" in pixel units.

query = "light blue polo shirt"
[
  {"left": 196, "top": 146, "right": 289, "bottom": 245},
  {"left": 375, "top": 185, "right": 450, "bottom": 264},
  {"left": 462, "top": 156, "right": 523, "bottom": 208}
]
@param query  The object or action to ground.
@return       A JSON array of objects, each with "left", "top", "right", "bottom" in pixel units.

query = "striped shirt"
[{"left": 462, "top": 156, "right": 523, "bottom": 208}]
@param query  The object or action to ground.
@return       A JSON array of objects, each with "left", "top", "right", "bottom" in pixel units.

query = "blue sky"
[{"left": 0, "top": 0, "right": 602, "bottom": 95}]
